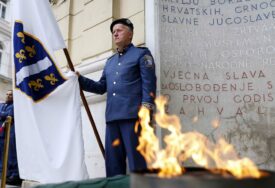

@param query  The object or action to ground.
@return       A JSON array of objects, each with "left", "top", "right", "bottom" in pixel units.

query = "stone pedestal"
[{"left": 21, "top": 180, "right": 40, "bottom": 188}]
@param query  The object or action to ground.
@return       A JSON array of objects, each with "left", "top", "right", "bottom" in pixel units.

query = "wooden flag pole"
[
  {"left": 1, "top": 116, "right": 12, "bottom": 188},
  {"left": 63, "top": 48, "right": 105, "bottom": 159}
]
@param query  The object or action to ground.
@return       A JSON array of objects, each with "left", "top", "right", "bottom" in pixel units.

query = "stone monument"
[{"left": 158, "top": 0, "right": 275, "bottom": 170}]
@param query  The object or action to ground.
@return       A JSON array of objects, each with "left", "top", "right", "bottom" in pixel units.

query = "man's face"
[
  {"left": 6, "top": 91, "right": 13, "bottom": 103},
  {"left": 112, "top": 24, "right": 133, "bottom": 48}
]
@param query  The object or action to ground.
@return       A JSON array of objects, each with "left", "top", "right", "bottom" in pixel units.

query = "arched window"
[{"left": 0, "top": 0, "right": 7, "bottom": 19}]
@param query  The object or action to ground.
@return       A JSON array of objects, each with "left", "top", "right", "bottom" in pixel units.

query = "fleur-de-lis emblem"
[
  {"left": 15, "top": 49, "right": 26, "bottom": 63},
  {"left": 28, "top": 79, "right": 44, "bottom": 91},
  {"left": 17, "top": 32, "right": 25, "bottom": 43},
  {"left": 25, "top": 45, "right": 36, "bottom": 57},
  {"left": 45, "top": 73, "right": 58, "bottom": 85}
]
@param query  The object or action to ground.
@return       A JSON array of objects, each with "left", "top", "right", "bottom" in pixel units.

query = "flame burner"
[{"left": 131, "top": 168, "right": 275, "bottom": 188}]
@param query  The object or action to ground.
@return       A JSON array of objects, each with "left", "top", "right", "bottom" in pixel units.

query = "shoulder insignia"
[{"left": 143, "top": 54, "right": 154, "bottom": 68}]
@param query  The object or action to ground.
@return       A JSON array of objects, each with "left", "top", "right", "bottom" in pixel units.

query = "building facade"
[
  {"left": 0, "top": 0, "right": 12, "bottom": 102},
  {"left": 51, "top": 0, "right": 157, "bottom": 178}
]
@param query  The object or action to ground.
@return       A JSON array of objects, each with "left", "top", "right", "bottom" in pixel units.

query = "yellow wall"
[{"left": 52, "top": 0, "right": 145, "bottom": 67}]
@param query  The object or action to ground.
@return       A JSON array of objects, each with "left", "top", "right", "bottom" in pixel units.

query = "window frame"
[
  {"left": 0, "top": 0, "right": 7, "bottom": 19},
  {"left": 0, "top": 42, "right": 3, "bottom": 69}
]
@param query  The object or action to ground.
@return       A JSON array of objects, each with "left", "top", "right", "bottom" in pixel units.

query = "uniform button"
[
  {"left": 113, "top": 81, "right": 116, "bottom": 84},
  {"left": 118, "top": 63, "right": 121, "bottom": 66},
  {"left": 116, "top": 72, "right": 119, "bottom": 75},
  {"left": 113, "top": 93, "right": 116, "bottom": 96}
]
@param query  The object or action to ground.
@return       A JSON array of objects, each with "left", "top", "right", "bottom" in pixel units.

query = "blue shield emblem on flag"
[{"left": 13, "top": 21, "right": 66, "bottom": 102}]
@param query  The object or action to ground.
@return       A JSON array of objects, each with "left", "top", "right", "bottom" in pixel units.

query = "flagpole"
[
  {"left": 63, "top": 48, "right": 105, "bottom": 159},
  {"left": 1, "top": 116, "right": 12, "bottom": 188}
]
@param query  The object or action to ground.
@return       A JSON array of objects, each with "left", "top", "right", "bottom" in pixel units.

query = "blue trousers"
[
  {"left": 105, "top": 119, "right": 147, "bottom": 177},
  {"left": 0, "top": 125, "right": 20, "bottom": 178}
]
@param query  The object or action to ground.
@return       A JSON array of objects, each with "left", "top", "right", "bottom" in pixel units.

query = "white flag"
[{"left": 12, "top": 0, "right": 89, "bottom": 183}]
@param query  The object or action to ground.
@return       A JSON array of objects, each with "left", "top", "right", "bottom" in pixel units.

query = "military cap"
[{"left": 110, "top": 18, "right": 134, "bottom": 32}]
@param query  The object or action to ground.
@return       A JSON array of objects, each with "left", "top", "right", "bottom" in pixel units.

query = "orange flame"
[
  {"left": 211, "top": 119, "right": 220, "bottom": 128},
  {"left": 137, "top": 96, "right": 262, "bottom": 178},
  {"left": 112, "top": 139, "right": 120, "bottom": 147}
]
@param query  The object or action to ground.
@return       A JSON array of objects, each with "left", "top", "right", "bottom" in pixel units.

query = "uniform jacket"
[
  {"left": 79, "top": 43, "right": 156, "bottom": 122},
  {"left": 0, "top": 103, "right": 14, "bottom": 124},
  {"left": 0, "top": 102, "right": 14, "bottom": 137}
]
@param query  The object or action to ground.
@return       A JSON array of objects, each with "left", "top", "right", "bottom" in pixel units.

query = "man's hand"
[{"left": 75, "top": 71, "right": 80, "bottom": 77}]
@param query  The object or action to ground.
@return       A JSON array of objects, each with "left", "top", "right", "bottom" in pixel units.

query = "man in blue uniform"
[
  {"left": 77, "top": 18, "right": 156, "bottom": 177},
  {"left": 0, "top": 90, "right": 21, "bottom": 185}
]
